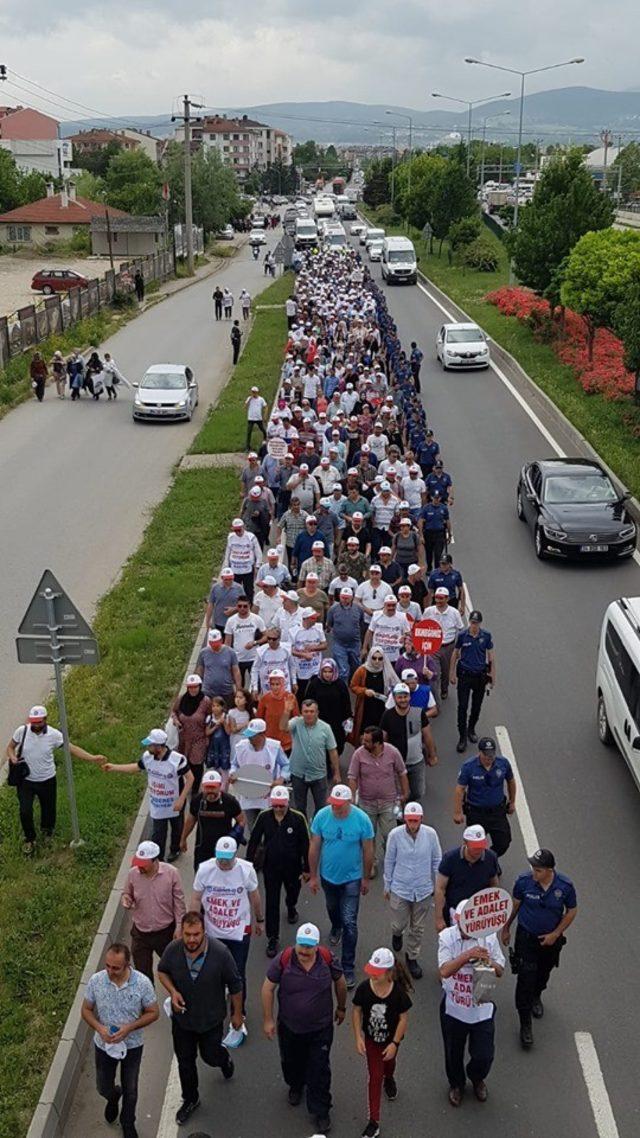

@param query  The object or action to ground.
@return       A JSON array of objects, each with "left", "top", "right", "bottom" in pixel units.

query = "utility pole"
[
  {"left": 600, "top": 128, "right": 612, "bottom": 194},
  {"left": 176, "top": 94, "right": 204, "bottom": 276},
  {"left": 616, "top": 134, "right": 623, "bottom": 203},
  {"left": 104, "top": 207, "right": 114, "bottom": 271}
]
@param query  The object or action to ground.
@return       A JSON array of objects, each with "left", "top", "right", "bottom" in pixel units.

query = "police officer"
[
  {"left": 453, "top": 737, "right": 516, "bottom": 856},
  {"left": 417, "top": 428, "right": 440, "bottom": 476},
  {"left": 501, "top": 849, "right": 577, "bottom": 1050},
  {"left": 418, "top": 490, "right": 451, "bottom": 572},
  {"left": 427, "top": 554, "right": 466, "bottom": 612},
  {"left": 425, "top": 460, "right": 454, "bottom": 506},
  {"left": 449, "top": 611, "right": 495, "bottom": 753}
]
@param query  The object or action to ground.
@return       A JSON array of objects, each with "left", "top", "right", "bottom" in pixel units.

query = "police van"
[{"left": 596, "top": 596, "right": 640, "bottom": 786}]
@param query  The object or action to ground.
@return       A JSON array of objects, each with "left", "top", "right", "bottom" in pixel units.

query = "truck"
[
  {"left": 486, "top": 190, "right": 509, "bottom": 214},
  {"left": 332, "top": 176, "right": 346, "bottom": 196}
]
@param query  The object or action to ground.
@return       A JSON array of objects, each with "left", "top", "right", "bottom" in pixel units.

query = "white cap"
[
  {"left": 404, "top": 801, "right": 423, "bottom": 817},
  {"left": 132, "top": 840, "right": 160, "bottom": 866},
  {"left": 299, "top": 463, "right": 309, "bottom": 472},
  {"left": 380, "top": 481, "right": 391, "bottom": 492},
  {"left": 243, "top": 717, "right": 267, "bottom": 738},
  {"left": 393, "top": 682, "right": 410, "bottom": 695},
  {"left": 370, "top": 564, "right": 381, "bottom": 573},
  {"left": 347, "top": 535, "right": 359, "bottom": 544},
  {"left": 340, "top": 587, "right": 353, "bottom": 597},
  {"left": 435, "top": 587, "right": 450, "bottom": 598},
  {"left": 207, "top": 628, "right": 223, "bottom": 642},
  {"left": 365, "top": 947, "right": 395, "bottom": 976},
  {"left": 320, "top": 457, "right": 330, "bottom": 466},
  {"left": 300, "top": 606, "right": 317, "bottom": 619},
  {"left": 306, "top": 571, "right": 319, "bottom": 582},
  {"left": 268, "top": 668, "right": 286, "bottom": 680},
  {"left": 250, "top": 385, "right": 259, "bottom": 393},
  {"left": 329, "top": 783, "right": 353, "bottom": 804},
  {"left": 296, "top": 921, "right": 320, "bottom": 946},
  {"left": 201, "top": 769, "right": 223, "bottom": 787},
  {"left": 249, "top": 486, "right": 262, "bottom": 498},
  {"left": 262, "top": 574, "right": 277, "bottom": 586},
  {"left": 401, "top": 668, "right": 418, "bottom": 680},
  {"left": 28, "top": 705, "right": 47, "bottom": 721},
  {"left": 232, "top": 517, "right": 244, "bottom": 528},
  {"left": 379, "top": 545, "right": 392, "bottom": 555},
  {"left": 384, "top": 593, "right": 398, "bottom": 604},
  {"left": 286, "top": 590, "right": 300, "bottom": 603},
  {"left": 408, "top": 563, "right": 421, "bottom": 575},
  {"left": 398, "top": 586, "right": 411, "bottom": 596},
  {"left": 270, "top": 785, "right": 290, "bottom": 805},
  {"left": 221, "top": 567, "right": 234, "bottom": 578},
  {"left": 463, "top": 824, "right": 488, "bottom": 847},
  {"left": 216, "top": 836, "right": 238, "bottom": 860},
  {"left": 247, "top": 451, "right": 258, "bottom": 459},
  {"left": 267, "top": 548, "right": 279, "bottom": 558},
  {"left": 186, "top": 674, "right": 203, "bottom": 686},
  {"left": 254, "top": 474, "right": 265, "bottom": 484},
  {"left": 332, "top": 483, "right": 343, "bottom": 492},
  {"left": 141, "top": 727, "right": 168, "bottom": 746}
]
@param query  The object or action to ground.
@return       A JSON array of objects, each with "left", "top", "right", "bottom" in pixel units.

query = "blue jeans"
[
  {"left": 332, "top": 641, "right": 361, "bottom": 683},
  {"left": 321, "top": 877, "right": 361, "bottom": 974}
]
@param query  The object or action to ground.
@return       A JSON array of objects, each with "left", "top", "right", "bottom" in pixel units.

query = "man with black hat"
[
  {"left": 502, "top": 850, "right": 577, "bottom": 1049},
  {"left": 418, "top": 489, "right": 451, "bottom": 572},
  {"left": 453, "top": 737, "right": 516, "bottom": 856},
  {"left": 449, "top": 611, "right": 495, "bottom": 753}
]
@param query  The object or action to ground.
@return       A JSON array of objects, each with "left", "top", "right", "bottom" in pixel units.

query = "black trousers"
[
  {"left": 151, "top": 812, "right": 183, "bottom": 860},
  {"left": 232, "top": 342, "right": 241, "bottom": 364},
  {"left": 214, "top": 301, "right": 222, "bottom": 320},
  {"left": 264, "top": 865, "right": 301, "bottom": 940},
  {"left": 465, "top": 802, "right": 512, "bottom": 857},
  {"left": 514, "top": 925, "right": 565, "bottom": 1016},
  {"left": 233, "top": 570, "right": 255, "bottom": 603},
  {"left": 424, "top": 530, "right": 446, "bottom": 571},
  {"left": 94, "top": 1043, "right": 142, "bottom": 1134},
  {"left": 130, "top": 922, "right": 175, "bottom": 983},
  {"left": 171, "top": 1018, "right": 229, "bottom": 1103},
  {"left": 278, "top": 1021, "right": 333, "bottom": 1117},
  {"left": 411, "top": 364, "right": 421, "bottom": 393},
  {"left": 439, "top": 998, "right": 495, "bottom": 1091},
  {"left": 246, "top": 420, "right": 267, "bottom": 449},
  {"left": 17, "top": 776, "right": 57, "bottom": 842},
  {"left": 456, "top": 668, "right": 487, "bottom": 737},
  {"left": 34, "top": 377, "right": 46, "bottom": 402}
]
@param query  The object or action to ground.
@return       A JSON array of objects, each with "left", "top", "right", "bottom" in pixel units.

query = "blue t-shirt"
[
  {"left": 311, "top": 805, "right": 374, "bottom": 885},
  {"left": 513, "top": 871, "right": 577, "bottom": 936},
  {"left": 456, "top": 628, "right": 493, "bottom": 673},
  {"left": 457, "top": 755, "right": 514, "bottom": 808},
  {"left": 438, "top": 846, "right": 500, "bottom": 915}
]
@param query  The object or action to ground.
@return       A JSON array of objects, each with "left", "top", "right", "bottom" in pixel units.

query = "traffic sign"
[
  {"left": 19, "top": 569, "right": 94, "bottom": 638},
  {"left": 273, "top": 239, "right": 285, "bottom": 264},
  {"left": 16, "top": 635, "right": 100, "bottom": 666},
  {"left": 412, "top": 618, "right": 443, "bottom": 656},
  {"left": 513, "top": 161, "right": 522, "bottom": 174},
  {"left": 458, "top": 888, "right": 513, "bottom": 938}
]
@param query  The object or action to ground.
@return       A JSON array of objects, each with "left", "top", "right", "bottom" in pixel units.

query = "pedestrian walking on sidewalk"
[
  {"left": 231, "top": 319, "right": 242, "bottom": 365},
  {"left": 30, "top": 351, "right": 48, "bottom": 402},
  {"left": 213, "top": 285, "right": 223, "bottom": 320},
  {"left": 352, "top": 947, "right": 413, "bottom": 1138},
  {"left": 81, "top": 943, "right": 159, "bottom": 1138},
  {"left": 240, "top": 288, "right": 251, "bottom": 320},
  {"left": 222, "top": 287, "right": 234, "bottom": 318},
  {"left": 158, "top": 911, "right": 242, "bottom": 1127},
  {"left": 121, "top": 840, "right": 186, "bottom": 983}
]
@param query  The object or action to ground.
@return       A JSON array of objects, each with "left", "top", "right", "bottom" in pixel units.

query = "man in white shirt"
[
  {"left": 291, "top": 609, "right": 328, "bottom": 701},
  {"left": 224, "top": 598, "right": 266, "bottom": 684},
  {"left": 252, "top": 577, "right": 284, "bottom": 630},
  {"left": 272, "top": 591, "right": 303, "bottom": 646},
  {"left": 364, "top": 595, "right": 411, "bottom": 662},
  {"left": 403, "top": 466, "right": 427, "bottom": 518},
  {"left": 366, "top": 423, "right": 389, "bottom": 463},
  {"left": 256, "top": 549, "right": 291, "bottom": 591},
  {"left": 245, "top": 386, "right": 267, "bottom": 450},
  {"left": 285, "top": 296, "right": 297, "bottom": 328},
  {"left": 315, "top": 457, "right": 341, "bottom": 497},
  {"left": 371, "top": 482, "right": 399, "bottom": 556},
  {"left": 384, "top": 801, "right": 442, "bottom": 979},
  {"left": 423, "top": 588, "right": 465, "bottom": 701},
  {"left": 438, "top": 900, "right": 505, "bottom": 1106},
  {"left": 223, "top": 518, "right": 262, "bottom": 602},
  {"left": 250, "top": 630, "right": 297, "bottom": 695},
  {"left": 355, "top": 566, "right": 392, "bottom": 625}
]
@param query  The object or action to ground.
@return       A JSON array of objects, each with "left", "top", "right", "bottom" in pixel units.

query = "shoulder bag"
[{"left": 8, "top": 726, "right": 30, "bottom": 787}]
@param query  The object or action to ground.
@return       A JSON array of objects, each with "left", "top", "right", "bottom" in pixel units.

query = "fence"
[{"left": 0, "top": 249, "right": 174, "bottom": 372}]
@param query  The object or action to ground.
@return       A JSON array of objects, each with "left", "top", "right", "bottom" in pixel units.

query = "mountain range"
[{"left": 61, "top": 88, "right": 640, "bottom": 147}]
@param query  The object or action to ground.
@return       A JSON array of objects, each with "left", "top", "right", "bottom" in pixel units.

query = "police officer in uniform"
[
  {"left": 501, "top": 849, "right": 577, "bottom": 1050},
  {"left": 425, "top": 460, "right": 454, "bottom": 506},
  {"left": 453, "top": 737, "right": 516, "bottom": 856},
  {"left": 418, "top": 490, "right": 451, "bottom": 572},
  {"left": 449, "top": 611, "right": 495, "bottom": 753},
  {"left": 427, "top": 554, "right": 466, "bottom": 612}
]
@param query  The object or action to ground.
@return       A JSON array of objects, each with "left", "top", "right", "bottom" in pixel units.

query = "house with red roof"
[{"left": 0, "top": 185, "right": 129, "bottom": 248}]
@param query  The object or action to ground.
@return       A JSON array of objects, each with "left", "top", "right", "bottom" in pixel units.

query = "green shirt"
[{"left": 289, "top": 717, "right": 337, "bottom": 781}]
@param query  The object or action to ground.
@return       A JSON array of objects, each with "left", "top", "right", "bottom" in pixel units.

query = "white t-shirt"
[
  {"left": 303, "top": 375, "right": 321, "bottom": 400},
  {"left": 246, "top": 396, "right": 267, "bottom": 421},
  {"left": 403, "top": 476, "right": 426, "bottom": 508},
  {"left": 193, "top": 857, "right": 258, "bottom": 942},
  {"left": 285, "top": 299, "right": 297, "bottom": 317},
  {"left": 292, "top": 624, "right": 325, "bottom": 679},
  {"left": 369, "top": 611, "right": 411, "bottom": 660},
  {"left": 329, "top": 574, "right": 358, "bottom": 599},
  {"left": 12, "top": 724, "right": 63, "bottom": 782},
  {"left": 367, "top": 433, "right": 389, "bottom": 462},
  {"left": 253, "top": 590, "right": 284, "bottom": 630},
  {"left": 224, "top": 613, "right": 265, "bottom": 662},
  {"left": 355, "top": 579, "right": 392, "bottom": 623},
  {"left": 438, "top": 926, "right": 505, "bottom": 1023},
  {"left": 273, "top": 607, "right": 303, "bottom": 646},
  {"left": 224, "top": 531, "right": 261, "bottom": 575},
  {"left": 422, "top": 604, "right": 465, "bottom": 645},
  {"left": 139, "top": 750, "right": 188, "bottom": 820}
]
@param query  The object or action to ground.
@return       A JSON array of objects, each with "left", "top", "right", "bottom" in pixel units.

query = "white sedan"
[
  {"left": 436, "top": 322, "right": 491, "bottom": 370},
  {"left": 249, "top": 229, "right": 267, "bottom": 245},
  {"left": 350, "top": 222, "right": 365, "bottom": 235},
  {"left": 133, "top": 364, "right": 198, "bottom": 422}
]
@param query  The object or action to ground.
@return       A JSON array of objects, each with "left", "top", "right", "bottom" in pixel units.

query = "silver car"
[{"left": 133, "top": 364, "right": 198, "bottom": 422}]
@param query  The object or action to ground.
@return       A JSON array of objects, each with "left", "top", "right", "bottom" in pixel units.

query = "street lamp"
[
  {"left": 386, "top": 110, "right": 413, "bottom": 222},
  {"left": 479, "top": 111, "right": 511, "bottom": 189},
  {"left": 431, "top": 91, "right": 511, "bottom": 176}
]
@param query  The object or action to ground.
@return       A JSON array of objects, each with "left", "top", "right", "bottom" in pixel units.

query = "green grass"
[
  {"left": 362, "top": 205, "right": 640, "bottom": 500},
  {"left": 190, "top": 271, "right": 292, "bottom": 454}
]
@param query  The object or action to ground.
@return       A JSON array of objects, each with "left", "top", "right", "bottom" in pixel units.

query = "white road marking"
[
  {"left": 417, "top": 280, "right": 640, "bottom": 569},
  {"left": 575, "top": 1033, "right": 621, "bottom": 1138},
  {"left": 155, "top": 1056, "right": 181, "bottom": 1138},
  {"left": 494, "top": 725, "right": 540, "bottom": 855}
]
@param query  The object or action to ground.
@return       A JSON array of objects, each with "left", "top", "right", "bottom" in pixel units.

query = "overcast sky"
[{"left": 0, "top": 1, "right": 637, "bottom": 123}]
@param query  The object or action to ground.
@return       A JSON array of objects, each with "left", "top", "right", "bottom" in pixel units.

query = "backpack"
[{"left": 280, "top": 945, "right": 332, "bottom": 971}]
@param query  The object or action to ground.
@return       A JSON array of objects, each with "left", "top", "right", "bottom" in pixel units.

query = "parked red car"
[{"left": 31, "top": 269, "right": 89, "bottom": 294}]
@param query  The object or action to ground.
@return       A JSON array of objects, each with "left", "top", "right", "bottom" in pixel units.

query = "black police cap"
[{"left": 528, "top": 849, "right": 556, "bottom": 869}]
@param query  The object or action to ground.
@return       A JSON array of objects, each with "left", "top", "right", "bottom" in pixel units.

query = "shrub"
[
  {"left": 372, "top": 204, "right": 401, "bottom": 228},
  {"left": 449, "top": 216, "right": 481, "bottom": 251},
  {"left": 461, "top": 237, "right": 499, "bottom": 272}
]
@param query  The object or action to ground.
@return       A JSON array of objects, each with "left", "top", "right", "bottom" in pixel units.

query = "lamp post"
[
  {"left": 479, "top": 111, "right": 511, "bottom": 189},
  {"left": 432, "top": 91, "right": 511, "bottom": 176},
  {"left": 386, "top": 110, "right": 413, "bottom": 222}
]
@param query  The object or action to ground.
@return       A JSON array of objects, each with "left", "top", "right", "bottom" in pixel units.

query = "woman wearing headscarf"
[
  {"left": 349, "top": 647, "right": 398, "bottom": 744},
  {"left": 85, "top": 349, "right": 104, "bottom": 399},
  {"left": 305, "top": 658, "right": 352, "bottom": 758},
  {"left": 171, "top": 674, "right": 212, "bottom": 794}
]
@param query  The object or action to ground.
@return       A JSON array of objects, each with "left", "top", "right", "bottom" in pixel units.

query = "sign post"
[
  {"left": 411, "top": 618, "right": 443, "bottom": 657},
  {"left": 16, "top": 570, "right": 100, "bottom": 847}
]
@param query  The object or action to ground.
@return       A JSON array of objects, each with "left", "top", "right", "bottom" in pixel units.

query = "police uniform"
[
  {"left": 425, "top": 470, "right": 453, "bottom": 504},
  {"left": 427, "top": 566, "right": 463, "bottom": 609},
  {"left": 511, "top": 852, "right": 577, "bottom": 1039},
  {"left": 457, "top": 748, "right": 514, "bottom": 856},
  {"left": 419, "top": 500, "right": 449, "bottom": 571},
  {"left": 455, "top": 624, "right": 494, "bottom": 745}
]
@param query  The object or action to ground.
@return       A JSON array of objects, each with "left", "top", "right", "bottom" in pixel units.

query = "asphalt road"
[
  {"left": 64, "top": 241, "right": 640, "bottom": 1138},
  {"left": 0, "top": 238, "right": 280, "bottom": 750}
]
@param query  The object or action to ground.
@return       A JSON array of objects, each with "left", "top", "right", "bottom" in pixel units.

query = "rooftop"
[{"left": 0, "top": 193, "right": 130, "bottom": 225}]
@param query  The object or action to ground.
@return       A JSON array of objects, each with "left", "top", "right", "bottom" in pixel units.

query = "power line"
[{"left": 2, "top": 72, "right": 172, "bottom": 134}]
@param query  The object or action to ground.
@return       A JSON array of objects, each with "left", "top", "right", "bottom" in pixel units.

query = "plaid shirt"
[{"left": 279, "top": 508, "right": 309, "bottom": 545}]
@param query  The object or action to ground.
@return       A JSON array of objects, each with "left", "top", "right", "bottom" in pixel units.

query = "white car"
[
  {"left": 350, "top": 222, "right": 365, "bottom": 235},
  {"left": 436, "top": 322, "right": 491, "bottom": 370},
  {"left": 367, "top": 240, "right": 384, "bottom": 262},
  {"left": 249, "top": 229, "right": 267, "bottom": 246},
  {"left": 218, "top": 225, "right": 234, "bottom": 240},
  {"left": 133, "top": 364, "right": 198, "bottom": 422}
]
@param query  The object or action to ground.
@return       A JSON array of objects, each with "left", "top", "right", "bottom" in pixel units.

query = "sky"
[{"left": 0, "top": 0, "right": 637, "bottom": 125}]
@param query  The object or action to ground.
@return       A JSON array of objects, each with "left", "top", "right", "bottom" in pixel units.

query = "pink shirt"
[
  {"left": 122, "top": 863, "right": 186, "bottom": 933},
  {"left": 348, "top": 743, "right": 407, "bottom": 808}
]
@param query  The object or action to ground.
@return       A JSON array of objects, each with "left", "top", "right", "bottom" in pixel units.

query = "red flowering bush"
[{"left": 486, "top": 286, "right": 635, "bottom": 401}]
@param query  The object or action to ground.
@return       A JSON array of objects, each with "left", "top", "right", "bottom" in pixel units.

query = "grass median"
[{"left": 0, "top": 268, "right": 290, "bottom": 1136}]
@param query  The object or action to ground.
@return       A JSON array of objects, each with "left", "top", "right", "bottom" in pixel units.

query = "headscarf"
[
  {"left": 179, "top": 689, "right": 205, "bottom": 717},
  {"left": 364, "top": 647, "right": 397, "bottom": 692},
  {"left": 319, "top": 658, "right": 338, "bottom": 683}
]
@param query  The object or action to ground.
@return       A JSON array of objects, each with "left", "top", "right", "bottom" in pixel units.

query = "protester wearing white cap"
[
  {"left": 355, "top": 567, "right": 392, "bottom": 627},
  {"left": 191, "top": 835, "right": 264, "bottom": 1013},
  {"left": 422, "top": 589, "right": 465, "bottom": 701},
  {"left": 298, "top": 541, "right": 335, "bottom": 591},
  {"left": 222, "top": 595, "right": 265, "bottom": 684},
  {"left": 286, "top": 464, "right": 320, "bottom": 516},
  {"left": 256, "top": 548, "right": 291, "bottom": 591},
  {"left": 252, "top": 575, "right": 285, "bottom": 629},
  {"left": 180, "top": 768, "right": 245, "bottom": 871},
  {"left": 352, "top": 947, "right": 413, "bottom": 1137},
  {"left": 7, "top": 704, "right": 106, "bottom": 854},
  {"left": 261, "top": 921, "right": 346, "bottom": 1134},
  {"left": 434, "top": 825, "right": 499, "bottom": 935},
  {"left": 222, "top": 517, "right": 262, "bottom": 602},
  {"left": 245, "top": 385, "right": 267, "bottom": 450},
  {"left": 122, "top": 841, "right": 186, "bottom": 983},
  {"left": 327, "top": 565, "right": 358, "bottom": 605},
  {"left": 270, "top": 589, "right": 304, "bottom": 645},
  {"left": 291, "top": 606, "right": 328, "bottom": 702},
  {"left": 363, "top": 593, "right": 411, "bottom": 663},
  {"left": 397, "top": 585, "right": 421, "bottom": 623},
  {"left": 438, "top": 894, "right": 505, "bottom": 1107},
  {"left": 326, "top": 581, "right": 366, "bottom": 682},
  {"left": 229, "top": 718, "right": 290, "bottom": 831},
  {"left": 276, "top": 496, "right": 310, "bottom": 580},
  {"left": 383, "top": 802, "right": 442, "bottom": 981},
  {"left": 308, "top": 784, "right": 374, "bottom": 989},
  {"left": 246, "top": 784, "right": 310, "bottom": 955},
  {"left": 104, "top": 730, "right": 193, "bottom": 863},
  {"left": 379, "top": 680, "right": 439, "bottom": 803},
  {"left": 196, "top": 628, "right": 242, "bottom": 701},
  {"left": 250, "top": 626, "right": 297, "bottom": 695}
]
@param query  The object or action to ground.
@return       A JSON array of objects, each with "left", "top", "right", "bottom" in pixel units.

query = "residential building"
[
  {"left": 173, "top": 114, "right": 293, "bottom": 179},
  {"left": 68, "top": 127, "right": 163, "bottom": 164},
  {"left": 90, "top": 214, "right": 166, "bottom": 256},
  {"left": 0, "top": 184, "right": 129, "bottom": 247},
  {"left": 0, "top": 105, "right": 72, "bottom": 178}
]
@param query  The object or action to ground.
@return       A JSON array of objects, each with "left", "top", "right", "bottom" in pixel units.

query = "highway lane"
[
  {"left": 0, "top": 239, "right": 280, "bottom": 749},
  {"left": 63, "top": 245, "right": 639, "bottom": 1138}
]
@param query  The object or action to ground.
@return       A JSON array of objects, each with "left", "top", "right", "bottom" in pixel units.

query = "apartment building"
[
  {"left": 174, "top": 114, "right": 292, "bottom": 179},
  {"left": 68, "top": 127, "right": 163, "bottom": 164},
  {"left": 0, "top": 105, "right": 73, "bottom": 177}
]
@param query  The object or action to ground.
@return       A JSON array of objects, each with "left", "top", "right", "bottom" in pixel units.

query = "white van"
[
  {"left": 295, "top": 217, "right": 318, "bottom": 249},
  {"left": 596, "top": 597, "right": 640, "bottom": 785},
  {"left": 381, "top": 236, "right": 418, "bottom": 284},
  {"left": 360, "top": 226, "right": 385, "bottom": 247}
]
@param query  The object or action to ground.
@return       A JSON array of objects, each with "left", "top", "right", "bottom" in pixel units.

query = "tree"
[
  {"left": 508, "top": 150, "right": 614, "bottom": 304},
  {"left": 561, "top": 229, "right": 640, "bottom": 359},
  {"left": 19, "top": 170, "right": 47, "bottom": 204},
  {"left": 293, "top": 140, "right": 318, "bottom": 166},
  {"left": 0, "top": 149, "right": 24, "bottom": 212},
  {"left": 363, "top": 157, "right": 393, "bottom": 207},
  {"left": 77, "top": 139, "right": 123, "bottom": 177},
  {"left": 448, "top": 215, "right": 482, "bottom": 252},
  {"left": 393, "top": 153, "right": 446, "bottom": 230},
  {"left": 614, "top": 275, "right": 640, "bottom": 402},
  {"left": 612, "top": 142, "right": 640, "bottom": 201},
  {"left": 104, "top": 149, "right": 162, "bottom": 215},
  {"left": 430, "top": 161, "right": 478, "bottom": 253},
  {"left": 73, "top": 171, "right": 105, "bottom": 202}
]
